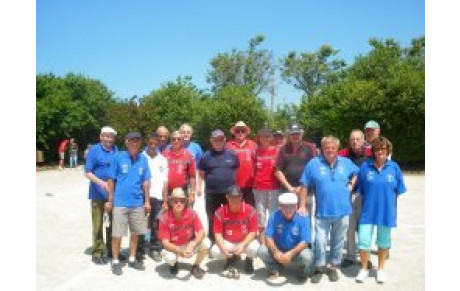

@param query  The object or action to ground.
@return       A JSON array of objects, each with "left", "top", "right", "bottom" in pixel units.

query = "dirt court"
[{"left": 37, "top": 168, "right": 424, "bottom": 290}]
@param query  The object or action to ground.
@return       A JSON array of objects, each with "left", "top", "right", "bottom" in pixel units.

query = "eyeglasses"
[
  {"left": 172, "top": 199, "right": 186, "bottom": 204},
  {"left": 235, "top": 129, "right": 246, "bottom": 134},
  {"left": 171, "top": 138, "right": 183, "bottom": 142},
  {"left": 375, "top": 147, "right": 387, "bottom": 152},
  {"left": 280, "top": 204, "right": 296, "bottom": 210}
]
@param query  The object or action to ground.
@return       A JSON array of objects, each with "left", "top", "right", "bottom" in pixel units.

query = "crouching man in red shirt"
[
  {"left": 210, "top": 186, "right": 260, "bottom": 279},
  {"left": 158, "top": 188, "right": 210, "bottom": 279}
]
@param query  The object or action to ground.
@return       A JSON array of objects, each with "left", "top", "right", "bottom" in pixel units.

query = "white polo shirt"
[{"left": 143, "top": 150, "right": 168, "bottom": 200}]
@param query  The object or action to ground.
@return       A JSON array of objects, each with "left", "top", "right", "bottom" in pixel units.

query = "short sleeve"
[
  {"left": 356, "top": 164, "right": 366, "bottom": 196},
  {"left": 248, "top": 208, "right": 258, "bottom": 232},
  {"left": 108, "top": 153, "right": 119, "bottom": 180},
  {"left": 265, "top": 212, "right": 275, "bottom": 238},
  {"left": 162, "top": 158, "right": 169, "bottom": 181},
  {"left": 299, "top": 161, "right": 313, "bottom": 187},
  {"left": 188, "top": 156, "right": 196, "bottom": 176},
  {"left": 212, "top": 209, "right": 223, "bottom": 235},
  {"left": 142, "top": 158, "right": 151, "bottom": 181},
  {"left": 299, "top": 215, "right": 311, "bottom": 244},
  {"left": 198, "top": 154, "right": 207, "bottom": 171},
  {"left": 394, "top": 164, "right": 407, "bottom": 195},
  {"left": 192, "top": 210, "right": 203, "bottom": 232},
  {"left": 158, "top": 215, "right": 170, "bottom": 241},
  {"left": 275, "top": 149, "right": 285, "bottom": 170},
  {"left": 85, "top": 146, "right": 96, "bottom": 173}
]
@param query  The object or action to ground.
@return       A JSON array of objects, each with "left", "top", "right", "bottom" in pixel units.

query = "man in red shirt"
[
  {"left": 163, "top": 131, "right": 196, "bottom": 205},
  {"left": 58, "top": 138, "right": 70, "bottom": 170},
  {"left": 254, "top": 128, "right": 280, "bottom": 246},
  {"left": 158, "top": 188, "right": 210, "bottom": 278},
  {"left": 226, "top": 121, "right": 257, "bottom": 207},
  {"left": 210, "top": 186, "right": 259, "bottom": 279}
]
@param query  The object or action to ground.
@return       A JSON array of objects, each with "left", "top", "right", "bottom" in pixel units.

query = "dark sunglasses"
[{"left": 172, "top": 199, "right": 186, "bottom": 204}]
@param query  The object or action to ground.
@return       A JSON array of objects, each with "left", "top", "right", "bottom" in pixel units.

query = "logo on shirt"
[
  {"left": 291, "top": 226, "right": 300, "bottom": 236},
  {"left": 367, "top": 171, "right": 374, "bottom": 181},
  {"left": 387, "top": 174, "right": 394, "bottom": 183},
  {"left": 139, "top": 167, "right": 144, "bottom": 175},
  {"left": 276, "top": 224, "right": 284, "bottom": 234},
  {"left": 226, "top": 159, "right": 233, "bottom": 163},
  {"left": 122, "top": 164, "right": 129, "bottom": 174},
  {"left": 320, "top": 166, "right": 327, "bottom": 176},
  {"left": 226, "top": 230, "right": 233, "bottom": 236}
]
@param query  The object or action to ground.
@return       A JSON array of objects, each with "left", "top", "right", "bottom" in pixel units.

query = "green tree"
[
  {"left": 281, "top": 45, "right": 347, "bottom": 100},
  {"left": 197, "top": 85, "right": 267, "bottom": 148},
  {"left": 36, "top": 73, "right": 116, "bottom": 161},
  {"left": 206, "top": 35, "right": 274, "bottom": 95}
]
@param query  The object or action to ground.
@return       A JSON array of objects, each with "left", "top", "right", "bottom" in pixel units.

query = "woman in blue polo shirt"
[{"left": 355, "top": 137, "right": 406, "bottom": 284}]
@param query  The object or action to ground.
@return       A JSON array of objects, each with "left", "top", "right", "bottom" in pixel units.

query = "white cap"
[
  {"left": 278, "top": 192, "right": 298, "bottom": 205},
  {"left": 101, "top": 126, "right": 117, "bottom": 135}
]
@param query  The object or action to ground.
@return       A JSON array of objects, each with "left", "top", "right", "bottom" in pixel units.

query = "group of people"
[
  {"left": 57, "top": 138, "right": 79, "bottom": 170},
  {"left": 84, "top": 119, "right": 406, "bottom": 284}
]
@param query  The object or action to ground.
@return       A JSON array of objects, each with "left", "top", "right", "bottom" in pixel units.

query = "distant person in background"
[
  {"left": 58, "top": 138, "right": 70, "bottom": 170},
  {"left": 339, "top": 129, "right": 373, "bottom": 268},
  {"left": 68, "top": 138, "right": 79, "bottom": 168},
  {"left": 355, "top": 137, "right": 406, "bottom": 284},
  {"left": 156, "top": 126, "right": 170, "bottom": 153},
  {"left": 253, "top": 128, "right": 280, "bottom": 245},
  {"left": 226, "top": 121, "right": 257, "bottom": 207},
  {"left": 272, "top": 130, "right": 286, "bottom": 149},
  {"left": 84, "top": 143, "right": 92, "bottom": 162},
  {"left": 85, "top": 126, "right": 118, "bottom": 265}
]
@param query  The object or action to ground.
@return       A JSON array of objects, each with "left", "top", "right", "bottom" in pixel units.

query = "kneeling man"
[
  {"left": 258, "top": 192, "right": 313, "bottom": 282},
  {"left": 211, "top": 186, "right": 259, "bottom": 278},
  {"left": 158, "top": 188, "right": 210, "bottom": 278}
]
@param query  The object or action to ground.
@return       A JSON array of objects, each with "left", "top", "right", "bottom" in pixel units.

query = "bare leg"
[
  {"left": 195, "top": 248, "right": 209, "bottom": 265},
  {"left": 129, "top": 234, "right": 139, "bottom": 258},
  {"left": 359, "top": 249, "right": 370, "bottom": 270},
  {"left": 377, "top": 248, "right": 389, "bottom": 270},
  {"left": 112, "top": 237, "right": 122, "bottom": 260}
]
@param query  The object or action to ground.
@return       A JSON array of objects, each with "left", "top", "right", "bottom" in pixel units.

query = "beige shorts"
[
  {"left": 161, "top": 238, "right": 211, "bottom": 266},
  {"left": 112, "top": 207, "right": 146, "bottom": 237},
  {"left": 59, "top": 152, "right": 65, "bottom": 160}
]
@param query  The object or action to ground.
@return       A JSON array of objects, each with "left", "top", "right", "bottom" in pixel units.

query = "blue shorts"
[{"left": 357, "top": 224, "right": 392, "bottom": 250}]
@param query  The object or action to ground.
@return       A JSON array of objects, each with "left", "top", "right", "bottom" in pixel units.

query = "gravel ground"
[{"left": 37, "top": 168, "right": 425, "bottom": 290}]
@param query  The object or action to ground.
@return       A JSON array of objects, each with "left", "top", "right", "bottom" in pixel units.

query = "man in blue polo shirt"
[
  {"left": 299, "top": 135, "right": 359, "bottom": 283},
  {"left": 105, "top": 132, "right": 152, "bottom": 276},
  {"left": 85, "top": 126, "right": 118, "bottom": 265},
  {"left": 197, "top": 129, "right": 239, "bottom": 243},
  {"left": 258, "top": 192, "right": 313, "bottom": 282}
]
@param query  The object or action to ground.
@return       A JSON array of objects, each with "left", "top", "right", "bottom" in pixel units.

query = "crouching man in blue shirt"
[
  {"left": 258, "top": 192, "right": 313, "bottom": 282},
  {"left": 299, "top": 136, "right": 359, "bottom": 283},
  {"left": 105, "top": 132, "right": 152, "bottom": 276}
]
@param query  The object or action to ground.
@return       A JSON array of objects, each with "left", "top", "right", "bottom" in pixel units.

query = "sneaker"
[
  {"left": 111, "top": 262, "right": 123, "bottom": 276},
  {"left": 149, "top": 250, "right": 162, "bottom": 262},
  {"left": 128, "top": 260, "right": 145, "bottom": 271},
  {"left": 310, "top": 270, "right": 323, "bottom": 284},
  {"left": 136, "top": 251, "right": 145, "bottom": 261},
  {"left": 341, "top": 259, "right": 355, "bottom": 268},
  {"left": 296, "top": 267, "right": 308, "bottom": 282},
  {"left": 170, "top": 262, "right": 179, "bottom": 275},
  {"left": 190, "top": 264, "right": 205, "bottom": 279},
  {"left": 327, "top": 268, "right": 339, "bottom": 282},
  {"left": 107, "top": 252, "right": 127, "bottom": 262},
  {"left": 376, "top": 270, "right": 386, "bottom": 284},
  {"left": 244, "top": 258, "right": 254, "bottom": 274},
  {"left": 355, "top": 269, "right": 369, "bottom": 283},
  {"left": 92, "top": 256, "right": 105, "bottom": 265},
  {"left": 224, "top": 256, "right": 239, "bottom": 270},
  {"left": 266, "top": 270, "right": 280, "bottom": 281}
]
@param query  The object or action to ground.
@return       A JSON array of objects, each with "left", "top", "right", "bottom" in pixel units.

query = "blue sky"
[{"left": 36, "top": 0, "right": 424, "bottom": 107}]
